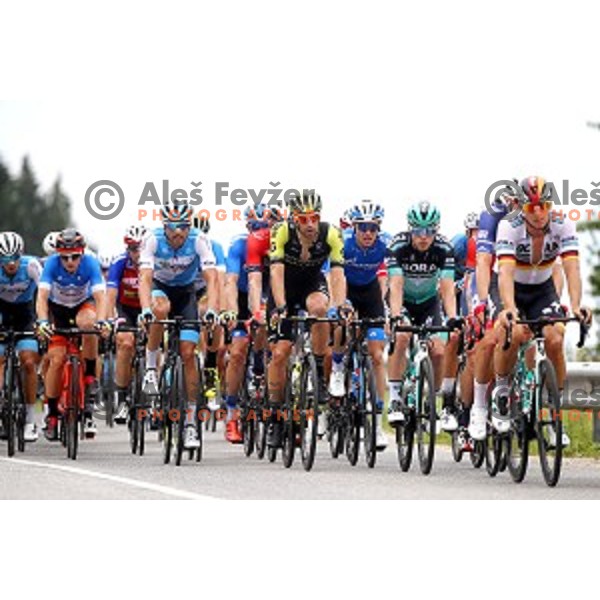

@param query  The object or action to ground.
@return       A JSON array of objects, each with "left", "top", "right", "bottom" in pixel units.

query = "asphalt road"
[{"left": 2, "top": 421, "right": 600, "bottom": 499}]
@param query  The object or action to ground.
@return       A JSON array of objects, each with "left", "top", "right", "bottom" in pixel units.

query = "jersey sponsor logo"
[{"left": 402, "top": 262, "right": 439, "bottom": 274}]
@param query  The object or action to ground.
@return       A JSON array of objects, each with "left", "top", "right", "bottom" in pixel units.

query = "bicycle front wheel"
[
  {"left": 536, "top": 359, "right": 562, "bottom": 487},
  {"left": 160, "top": 368, "right": 174, "bottom": 464},
  {"left": 4, "top": 358, "right": 16, "bottom": 457},
  {"left": 416, "top": 357, "right": 436, "bottom": 475},
  {"left": 362, "top": 356, "right": 378, "bottom": 469},
  {"left": 507, "top": 383, "right": 530, "bottom": 483},
  {"left": 300, "top": 356, "right": 319, "bottom": 472}
]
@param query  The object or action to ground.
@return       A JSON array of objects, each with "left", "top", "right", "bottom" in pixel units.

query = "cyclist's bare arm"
[
  {"left": 498, "top": 260, "right": 517, "bottom": 312},
  {"left": 476, "top": 252, "right": 492, "bottom": 301},
  {"left": 93, "top": 288, "right": 107, "bottom": 321},
  {"left": 329, "top": 266, "right": 346, "bottom": 307},
  {"left": 440, "top": 277, "right": 457, "bottom": 319},
  {"left": 106, "top": 287, "right": 118, "bottom": 318},
  {"left": 36, "top": 287, "right": 50, "bottom": 321},
  {"left": 553, "top": 261, "right": 565, "bottom": 297},
  {"left": 389, "top": 274, "right": 404, "bottom": 317},
  {"left": 270, "top": 263, "right": 286, "bottom": 308},
  {"left": 562, "top": 256, "right": 582, "bottom": 312},
  {"left": 224, "top": 273, "right": 240, "bottom": 314},
  {"left": 139, "top": 268, "right": 154, "bottom": 311},
  {"left": 248, "top": 271, "right": 263, "bottom": 315},
  {"left": 203, "top": 267, "right": 219, "bottom": 312}
]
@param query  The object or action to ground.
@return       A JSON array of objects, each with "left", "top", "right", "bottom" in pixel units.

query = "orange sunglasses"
[
  {"left": 294, "top": 213, "right": 320, "bottom": 225},
  {"left": 523, "top": 200, "right": 553, "bottom": 213}
]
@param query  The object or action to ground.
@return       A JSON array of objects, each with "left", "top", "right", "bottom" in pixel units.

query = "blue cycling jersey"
[
  {"left": 343, "top": 230, "right": 390, "bottom": 287},
  {"left": 194, "top": 239, "right": 226, "bottom": 293},
  {"left": 140, "top": 227, "right": 216, "bottom": 288},
  {"left": 226, "top": 234, "right": 249, "bottom": 294},
  {"left": 476, "top": 201, "right": 508, "bottom": 255},
  {"left": 451, "top": 233, "right": 467, "bottom": 276},
  {"left": 39, "top": 254, "right": 105, "bottom": 307},
  {"left": 0, "top": 256, "right": 42, "bottom": 304}
]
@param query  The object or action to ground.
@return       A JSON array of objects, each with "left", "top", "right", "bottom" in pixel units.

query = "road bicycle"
[
  {"left": 152, "top": 318, "right": 205, "bottom": 466},
  {"left": 503, "top": 313, "right": 588, "bottom": 487},
  {"left": 0, "top": 328, "right": 35, "bottom": 457},
  {"left": 52, "top": 328, "right": 102, "bottom": 460},
  {"left": 390, "top": 318, "right": 457, "bottom": 475}
]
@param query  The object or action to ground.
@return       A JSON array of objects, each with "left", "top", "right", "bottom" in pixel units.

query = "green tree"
[{"left": 0, "top": 154, "right": 72, "bottom": 255}]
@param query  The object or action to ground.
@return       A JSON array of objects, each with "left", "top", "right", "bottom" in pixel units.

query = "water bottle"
[{"left": 522, "top": 371, "right": 535, "bottom": 414}]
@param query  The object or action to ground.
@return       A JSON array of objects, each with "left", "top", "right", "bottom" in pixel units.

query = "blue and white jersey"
[
  {"left": 39, "top": 254, "right": 105, "bottom": 308},
  {"left": 225, "top": 234, "right": 249, "bottom": 294},
  {"left": 343, "top": 231, "right": 391, "bottom": 287},
  {"left": 476, "top": 200, "right": 509, "bottom": 256},
  {"left": 0, "top": 256, "right": 42, "bottom": 304},
  {"left": 194, "top": 239, "right": 226, "bottom": 293},
  {"left": 140, "top": 227, "right": 216, "bottom": 288}
]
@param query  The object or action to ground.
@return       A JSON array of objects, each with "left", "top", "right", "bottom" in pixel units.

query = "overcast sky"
[{"left": 1, "top": 1, "right": 598, "bottom": 348}]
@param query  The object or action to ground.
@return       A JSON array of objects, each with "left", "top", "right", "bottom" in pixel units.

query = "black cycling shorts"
[
  {"left": 48, "top": 299, "right": 95, "bottom": 329},
  {"left": 152, "top": 280, "right": 199, "bottom": 332},
  {"left": 404, "top": 296, "right": 443, "bottom": 327},
  {"left": 0, "top": 299, "right": 35, "bottom": 331},
  {"left": 268, "top": 270, "right": 329, "bottom": 341},
  {"left": 347, "top": 279, "right": 384, "bottom": 320},
  {"left": 117, "top": 304, "right": 141, "bottom": 328},
  {"left": 515, "top": 278, "right": 562, "bottom": 321}
]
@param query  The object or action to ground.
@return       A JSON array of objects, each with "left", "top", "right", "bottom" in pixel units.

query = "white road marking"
[{"left": 0, "top": 457, "right": 221, "bottom": 501}]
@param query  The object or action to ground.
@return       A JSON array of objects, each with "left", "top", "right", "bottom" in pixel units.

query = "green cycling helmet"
[{"left": 407, "top": 201, "right": 441, "bottom": 229}]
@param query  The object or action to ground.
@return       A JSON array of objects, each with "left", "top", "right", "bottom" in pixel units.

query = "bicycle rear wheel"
[
  {"left": 174, "top": 361, "right": 187, "bottom": 467},
  {"left": 485, "top": 428, "right": 503, "bottom": 478},
  {"left": 4, "top": 358, "right": 16, "bottom": 457},
  {"left": 161, "top": 368, "right": 174, "bottom": 464},
  {"left": 300, "top": 356, "right": 319, "bottom": 471},
  {"left": 102, "top": 354, "right": 115, "bottom": 428},
  {"left": 241, "top": 382, "right": 255, "bottom": 457},
  {"left": 416, "top": 358, "right": 436, "bottom": 475},
  {"left": 16, "top": 387, "right": 26, "bottom": 453},
  {"left": 470, "top": 440, "right": 484, "bottom": 468},
  {"left": 66, "top": 360, "right": 81, "bottom": 460},
  {"left": 282, "top": 376, "right": 296, "bottom": 469},
  {"left": 536, "top": 359, "right": 562, "bottom": 487},
  {"left": 451, "top": 430, "right": 464, "bottom": 463},
  {"left": 362, "top": 356, "right": 378, "bottom": 469},
  {"left": 395, "top": 413, "right": 415, "bottom": 472},
  {"left": 507, "top": 384, "right": 529, "bottom": 483}
]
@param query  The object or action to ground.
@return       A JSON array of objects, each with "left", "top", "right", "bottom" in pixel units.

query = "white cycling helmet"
[
  {"left": 43, "top": 231, "right": 59, "bottom": 256},
  {"left": 463, "top": 212, "right": 480, "bottom": 230},
  {"left": 0, "top": 231, "right": 24, "bottom": 257},
  {"left": 98, "top": 251, "right": 114, "bottom": 270},
  {"left": 349, "top": 199, "right": 385, "bottom": 224},
  {"left": 124, "top": 224, "right": 148, "bottom": 246}
]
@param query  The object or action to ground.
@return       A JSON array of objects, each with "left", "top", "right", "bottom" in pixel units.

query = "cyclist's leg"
[
  {"left": 76, "top": 302, "right": 98, "bottom": 372},
  {"left": 224, "top": 292, "right": 251, "bottom": 441},
  {"left": 147, "top": 287, "right": 170, "bottom": 367}
]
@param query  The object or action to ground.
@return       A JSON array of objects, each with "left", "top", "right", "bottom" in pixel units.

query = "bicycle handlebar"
[{"left": 501, "top": 314, "right": 589, "bottom": 350}]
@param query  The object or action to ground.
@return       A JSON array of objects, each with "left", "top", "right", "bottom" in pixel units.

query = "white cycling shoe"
[
  {"left": 142, "top": 368, "right": 159, "bottom": 396},
  {"left": 546, "top": 426, "right": 570, "bottom": 449},
  {"left": 328, "top": 370, "right": 346, "bottom": 397},
  {"left": 491, "top": 413, "right": 511, "bottom": 435},
  {"left": 375, "top": 421, "right": 388, "bottom": 451},
  {"left": 24, "top": 423, "right": 39, "bottom": 442},
  {"left": 387, "top": 400, "right": 405, "bottom": 424},
  {"left": 439, "top": 407, "right": 459, "bottom": 432},
  {"left": 184, "top": 424, "right": 201, "bottom": 449},
  {"left": 468, "top": 408, "right": 487, "bottom": 442}
]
